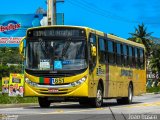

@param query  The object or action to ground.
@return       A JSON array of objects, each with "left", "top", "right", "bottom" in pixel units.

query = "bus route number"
[{"left": 51, "top": 78, "right": 64, "bottom": 85}]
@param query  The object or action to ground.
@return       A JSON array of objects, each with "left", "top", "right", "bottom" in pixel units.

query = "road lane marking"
[
  {"left": 116, "top": 101, "right": 160, "bottom": 109},
  {"left": 41, "top": 108, "right": 106, "bottom": 114}
]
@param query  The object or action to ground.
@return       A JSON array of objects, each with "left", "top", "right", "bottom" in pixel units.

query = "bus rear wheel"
[
  {"left": 38, "top": 97, "right": 51, "bottom": 108},
  {"left": 117, "top": 84, "right": 133, "bottom": 104},
  {"left": 90, "top": 84, "right": 103, "bottom": 107}
]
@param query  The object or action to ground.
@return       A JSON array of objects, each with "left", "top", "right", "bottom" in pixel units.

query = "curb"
[
  {"left": 143, "top": 92, "right": 160, "bottom": 95},
  {"left": 0, "top": 103, "right": 38, "bottom": 109}
]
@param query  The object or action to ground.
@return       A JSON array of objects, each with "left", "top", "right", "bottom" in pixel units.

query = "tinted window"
[
  {"left": 129, "top": 46, "right": 132, "bottom": 57},
  {"left": 98, "top": 38, "right": 106, "bottom": 63},
  {"left": 99, "top": 38, "right": 105, "bottom": 51},
  {"left": 108, "top": 41, "right": 114, "bottom": 52},
  {"left": 117, "top": 43, "right": 121, "bottom": 55}
]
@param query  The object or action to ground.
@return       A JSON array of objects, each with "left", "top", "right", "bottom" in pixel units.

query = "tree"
[
  {"left": 149, "top": 44, "right": 160, "bottom": 73},
  {"left": 129, "top": 23, "right": 153, "bottom": 54}
]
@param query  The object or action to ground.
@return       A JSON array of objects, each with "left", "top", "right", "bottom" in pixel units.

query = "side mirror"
[
  {"left": 91, "top": 44, "right": 97, "bottom": 57},
  {"left": 19, "top": 37, "right": 26, "bottom": 60}
]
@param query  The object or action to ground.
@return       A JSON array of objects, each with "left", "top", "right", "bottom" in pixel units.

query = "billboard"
[
  {"left": 2, "top": 77, "right": 9, "bottom": 94},
  {"left": 9, "top": 73, "right": 24, "bottom": 97},
  {"left": 0, "top": 13, "right": 64, "bottom": 47}
]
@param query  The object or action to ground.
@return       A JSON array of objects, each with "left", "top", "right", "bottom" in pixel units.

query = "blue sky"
[{"left": 0, "top": 0, "right": 159, "bottom": 39}]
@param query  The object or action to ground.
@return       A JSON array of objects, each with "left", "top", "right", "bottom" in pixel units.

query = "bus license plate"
[{"left": 48, "top": 88, "right": 59, "bottom": 93}]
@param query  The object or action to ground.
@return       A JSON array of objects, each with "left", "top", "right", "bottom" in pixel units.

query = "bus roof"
[{"left": 28, "top": 25, "right": 145, "bottom": 49}]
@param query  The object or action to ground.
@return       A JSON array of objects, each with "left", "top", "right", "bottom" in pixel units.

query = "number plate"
[
  {"left": 48, "top": 88, "right": 59, "bottom": 93},
  {"left": 51, "top": 78, "right": 64, "bottom": 85}
]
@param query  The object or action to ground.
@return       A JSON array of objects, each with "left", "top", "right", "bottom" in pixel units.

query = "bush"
[
  {"left": 0, "top": 65, "right": 22, "bottom": 81},
  {"left": 146, "top": 86, "right": 160, "bottom": 93},
  {"left": 0, "top": 80, "right": 2, "bottom": 91}
]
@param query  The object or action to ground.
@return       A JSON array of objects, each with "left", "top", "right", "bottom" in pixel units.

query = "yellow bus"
[{"left": 19, "top": 26, "right": 146, "bottom": 108}]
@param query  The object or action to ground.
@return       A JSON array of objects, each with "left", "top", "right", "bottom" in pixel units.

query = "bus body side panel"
[{"left": 133, "top": 69, "right": 146, "bottom": 96}]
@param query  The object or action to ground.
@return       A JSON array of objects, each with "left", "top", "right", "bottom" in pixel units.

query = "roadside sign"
[
  {"left": 2, "top": 77, "right": 9, "bottom": 94},
  {"left": 9, "top": 73, "right": 24, "bottom": 97}
]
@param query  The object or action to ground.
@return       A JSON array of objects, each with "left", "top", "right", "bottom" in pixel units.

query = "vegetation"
[
  {"left": 0, "top": 80, "right": 1, "bottom": 91},
  {"left": 0, "top": 47, "right": 22, "bottom": 81},
  {"left": 0, "top": 94, "right": 37, "bottom": 104},
  {"left": 146, "top": 86, "right": 160, "bottom": 93},
  {"left": 0, "top": 47, "right": 22, "bottom": 65},
  {"left": 149, "top": 44, "right": 160, "bottom": 73},
  {"left": 128, "top": 23, "right": 153, "bottom": 54}
]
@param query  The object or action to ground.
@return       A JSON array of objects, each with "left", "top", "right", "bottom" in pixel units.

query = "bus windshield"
[{"left": 26, "top": 38, "right": 87, "bottom": 71}]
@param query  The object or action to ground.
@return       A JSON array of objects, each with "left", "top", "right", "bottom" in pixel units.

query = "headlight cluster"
[
  {"left": 25, "top": 78, "right": 38, "bottom": 87},
  {"left": 70, "top": 76, "right": 87, "bottom": 87}
]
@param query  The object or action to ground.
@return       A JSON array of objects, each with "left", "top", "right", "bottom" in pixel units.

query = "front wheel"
[
  {"left": 90, "top": 84, "right": 103, "bottom": 107},
  {"left": 38, "top": 97, "right": 51, "bottom": 108}
]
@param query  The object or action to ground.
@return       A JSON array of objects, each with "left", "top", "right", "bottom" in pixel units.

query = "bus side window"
[
  {"left": 108, "top": 40, "right": 114, "bottom": 64},
  {"left": 135, "top": 48, "right": 138, "bottom": 68},
  {"left": 140, "top": 49, "right": 144, "bottom": 69},
  {"left": 129, "top": 46, "right": 133, "bottom": 67},
  {"left": 137, "top": 48, "right": 141, "bottom": 68},
  {"left": 135, "top": 48, "right": 140, "bottom": 68},
  {"left": 116, "top": 43, "right": 121, "bottom": 65},
  {"left": 89, "top": 33, "right": 97, "bottom": 72},
  {"left": 98, "top": 37, "right": 106, "bottom": 64},
  {"left": 123, "top": 44, "right": 128, "bottom": 66},
  {"left": 132, "top": 47, "right": 136, "bottom": 68}
]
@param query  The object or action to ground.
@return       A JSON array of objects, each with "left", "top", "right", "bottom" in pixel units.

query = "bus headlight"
[
  {"left": 25, "top": 78, "right": 38, "bottom": 87},
  {"left": 70, "top": 76, "right": 87, "bottom": 87}
]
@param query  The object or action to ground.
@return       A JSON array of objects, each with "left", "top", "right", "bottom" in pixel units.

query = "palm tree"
[
  {"left": 149, "top": 44, "right": 160, "bottom": 73},
  {"left": 129, "top": 23, "right": 153, "bottom": 54}
]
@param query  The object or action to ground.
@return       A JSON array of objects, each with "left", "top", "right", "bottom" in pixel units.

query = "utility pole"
[
  {"left": 47, "top": 0, "right": 64, "bottom": 25},
  {"left": 47, "top": 0, "right": 53, "bottom": 25},
  {"left": 53, "top": 0, "right": 57, "bottom": 25}
]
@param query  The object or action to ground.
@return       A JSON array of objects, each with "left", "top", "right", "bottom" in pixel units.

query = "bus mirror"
[
  {"left": 19, "top": 37, "right": 26, "bottom": 60},
  {"left": 91, "top": 44, "right": 96, "bottom": 57}
]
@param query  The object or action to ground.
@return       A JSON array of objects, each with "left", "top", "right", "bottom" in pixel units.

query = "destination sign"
[{"left": 27, "top": 28, "right": 85, "bottom": 37}]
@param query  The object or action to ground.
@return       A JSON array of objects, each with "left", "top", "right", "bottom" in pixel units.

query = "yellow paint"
[
  {"left": 23, "top": 26, "right": 146, "bottom": 100},
  {"left": 9, "top": 73, "right": 24, "bottom": 97},
  {"left": 2, "top": 77, "right": 9, "bottom": 93}
]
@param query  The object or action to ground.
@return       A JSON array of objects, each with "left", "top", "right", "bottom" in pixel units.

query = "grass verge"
[
  {"left": 0, "top": 94, "right": 37, "bottom": 104},
  {"left": 146, "top": 86, "right": 160, "bottom": 93}
]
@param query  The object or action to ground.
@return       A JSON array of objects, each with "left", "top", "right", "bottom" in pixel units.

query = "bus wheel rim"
[
  {"left": 129, "top": 86, "right": 132, "bottom": 101},
  {"left": 97, "top": 89, "right": 102, "bottom": 104}
]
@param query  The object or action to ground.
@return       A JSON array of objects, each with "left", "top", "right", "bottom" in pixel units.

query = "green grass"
[
  {"left": 146, "top": 86, "right": 160, "bottom": 93},
  {"left": 0, "top": 94, "right": 37, "bottom": 104}
]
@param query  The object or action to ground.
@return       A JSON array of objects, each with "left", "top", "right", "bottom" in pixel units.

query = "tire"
[
  {"left": 125, "top": 84, "right": 133, "bottom": 104},
  {"left": 117, "top": 84, "right": 133, "bottom": 104},
  {"left": 90, "top": 84, "right": 103, "bottom": 107},
  {"left": 38, "top": 97, "right": 51, "bottom": 108}
]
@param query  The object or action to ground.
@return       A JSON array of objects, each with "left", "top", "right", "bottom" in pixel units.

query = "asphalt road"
[{"left": 0, "top": 94, "right": 160, "bottom": 120}]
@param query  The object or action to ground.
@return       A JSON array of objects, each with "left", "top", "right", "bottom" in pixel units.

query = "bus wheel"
[
  {"left": 90, "top": 84, "right": 103, "bottom": 107},
  {"left": 38, "top": 97, "right": 51, "bottom": 108},
  {"left": 125, "top": 83, "right": 133, "bottom": 104},
  {"left": 117, "top": 84, "right": 133, "bottom": 104}
]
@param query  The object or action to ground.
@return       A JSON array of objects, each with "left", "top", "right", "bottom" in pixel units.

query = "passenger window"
[
  {"left": 108, "top": 40, "right": 115, "bottom": 64},
  {"left": 98, "top": 38, "right": 106, "bottom": 63}
]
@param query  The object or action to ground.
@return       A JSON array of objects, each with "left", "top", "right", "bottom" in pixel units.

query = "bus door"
[
  {"left": 88, "top": 33, "right": 97, "bottom": 97},
  {"left": 98, "top": 37, "right": 107, "bottom": 97}
]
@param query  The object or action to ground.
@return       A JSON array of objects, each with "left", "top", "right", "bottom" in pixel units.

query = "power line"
[
  {"left": 67, "top": 0, "right": 139, "bottom": 23},
  {"left": 67, "top": 0, "right": 160, "bottom": 25}
]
